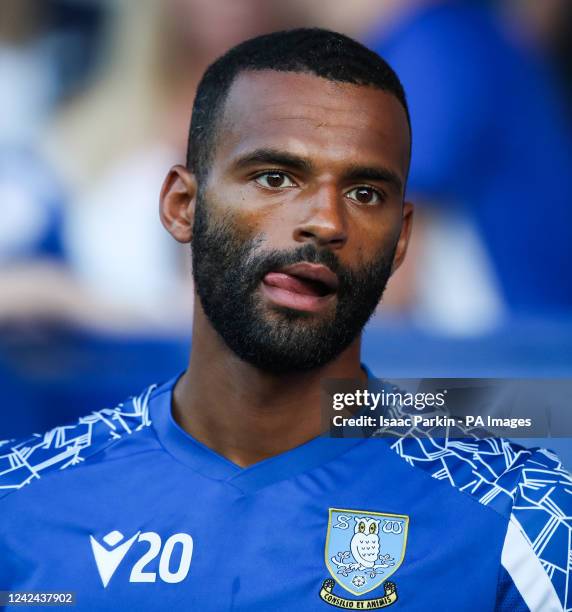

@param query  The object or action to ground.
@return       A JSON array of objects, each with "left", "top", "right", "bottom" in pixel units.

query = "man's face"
[{"left": 190, "top": 70, "right": 412, "bottom": 373}]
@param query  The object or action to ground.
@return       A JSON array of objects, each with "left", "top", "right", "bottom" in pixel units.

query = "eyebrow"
[
  {"left": 231, "top": 148, "right": 314, "bottom": 174},
  {"left": 342, "top": 164, "right": 403, "bottom": 194},
  {"left": 231, "top": 148, "right": 403, "bottom": 194}
]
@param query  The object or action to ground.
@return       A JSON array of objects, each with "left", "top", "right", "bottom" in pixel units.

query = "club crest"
[{"left": 320, "top": 508, "right": 408, "bottom": 608}]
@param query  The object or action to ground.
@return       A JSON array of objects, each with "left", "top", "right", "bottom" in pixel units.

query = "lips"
[{"left": 261, "top": 262, "right": 338, "bottom": 312}]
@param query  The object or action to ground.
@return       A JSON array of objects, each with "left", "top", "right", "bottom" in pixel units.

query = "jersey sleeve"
[
  {"left": 0, "top": 384, "right": 156, "bottom": 499},
  {"left": 496, "top": 448, "right": 572, "bottom": 611}
]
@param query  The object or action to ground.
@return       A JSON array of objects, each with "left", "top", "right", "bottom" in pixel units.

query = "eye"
[
  {"left": 255, "top": 172, "right": 297, "bottom": 189},
  {"left": 358, "top": 521, "right": 366, "bottom": 533},
  {"left": 345, "top": 186, "right": 383, "bottom": 205},
  {"left": 369, "top": 523, "right": 377, "bottom": 534}
]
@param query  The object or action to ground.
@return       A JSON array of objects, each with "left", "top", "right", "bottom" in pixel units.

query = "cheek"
[
  {"left": 202, "top": 183, "right": 270, "bottom": 242},
  {"left": 227, "top": 187, "right": 299, "bottom": 250},
  {"left": 349, "top": 215, "right": 401, "bottom": 266}
]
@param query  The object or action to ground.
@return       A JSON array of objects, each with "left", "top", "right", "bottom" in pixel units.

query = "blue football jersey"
[{"left": 0, "top": 372, "right": 570, "bottom": 611}]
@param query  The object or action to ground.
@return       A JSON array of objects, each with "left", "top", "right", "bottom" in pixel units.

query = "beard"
[{"left": 191, "top": 192, "right": 397, "bottom": 374}]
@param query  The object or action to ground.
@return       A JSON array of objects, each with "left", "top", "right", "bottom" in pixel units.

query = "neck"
[{"left": 172, "top": 303, "right": 366, "bottom": 467}]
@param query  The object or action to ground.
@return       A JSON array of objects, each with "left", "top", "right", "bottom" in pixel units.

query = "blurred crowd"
[{"left": 2, "top": 0, "right": 572, "bottom": 337}]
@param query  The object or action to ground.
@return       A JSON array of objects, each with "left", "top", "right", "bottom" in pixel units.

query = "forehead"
[{"left": 216, "top": 70, "right": 411, "bottom": 179}]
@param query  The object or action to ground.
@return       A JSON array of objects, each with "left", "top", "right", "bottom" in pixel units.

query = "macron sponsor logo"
[{"left": 90, "top": 530, "right": 140, "bottom": 588}]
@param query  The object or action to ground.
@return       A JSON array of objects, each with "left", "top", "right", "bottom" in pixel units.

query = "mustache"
[{"left": 246, "top": 243, "right": 343, "bottom": 283}]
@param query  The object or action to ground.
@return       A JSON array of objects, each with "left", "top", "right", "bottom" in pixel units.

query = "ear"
[
  {"left": 390, "top": 201, "right": 414, "bottom": 274},
  {"left": 159, "top": 164, "right": 198, "bottom": 244}
]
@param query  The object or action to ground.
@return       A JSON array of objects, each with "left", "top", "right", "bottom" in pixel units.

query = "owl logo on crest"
[{"left": 350, "top": 517, "right": 381, "bottom": 570}]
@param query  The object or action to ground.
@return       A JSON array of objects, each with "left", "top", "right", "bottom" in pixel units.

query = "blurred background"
[{"left": 0, "top": 0, "right": 570, "bottom": 462}]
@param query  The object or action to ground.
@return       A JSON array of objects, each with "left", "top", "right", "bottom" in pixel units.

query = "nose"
[{"left": 293, "top": 185, "right": 348, "bottom": 249}]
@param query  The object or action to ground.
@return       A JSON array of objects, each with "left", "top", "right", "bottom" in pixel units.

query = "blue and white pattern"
[
  {"left": 378, "top": 416, "right": 572, "bottom": 611},
  {"left": 0, "top": 385, "right": 155, "bottom": 497}
]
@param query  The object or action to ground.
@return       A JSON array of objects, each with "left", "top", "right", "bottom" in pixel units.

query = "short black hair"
[{"left": 187, "top": 27, "right": 410, "bottom": 182}]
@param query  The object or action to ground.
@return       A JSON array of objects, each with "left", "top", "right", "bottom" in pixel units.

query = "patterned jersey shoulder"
[
  {"left": 390, "top": 435, "right": 572, "bottom": 610},
  {"left": 0, "top": 384, "right": 156, "bottom": 499},
  {"left": 389, "top": 435, "right": 571, "bottom": 518}
]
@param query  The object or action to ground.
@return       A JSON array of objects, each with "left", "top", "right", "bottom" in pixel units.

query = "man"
[{"left": 0, "top": 29, "right": 570, "bottom": 611}]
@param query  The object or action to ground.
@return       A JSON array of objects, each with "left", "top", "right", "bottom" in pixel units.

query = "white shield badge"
[{"left": 320, "top": 508, "right": 408, "bottom": 608}]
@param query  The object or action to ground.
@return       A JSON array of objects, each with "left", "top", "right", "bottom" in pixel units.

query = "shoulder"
[
  {"left": 391, "top": 436, "right": 571, "bottom": 610},
  {"left": 391, "top": 436, "right": 571, "bottom": 516},
  {"left": 0, "top": 383, "right": 158, "bottom": 500}
]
